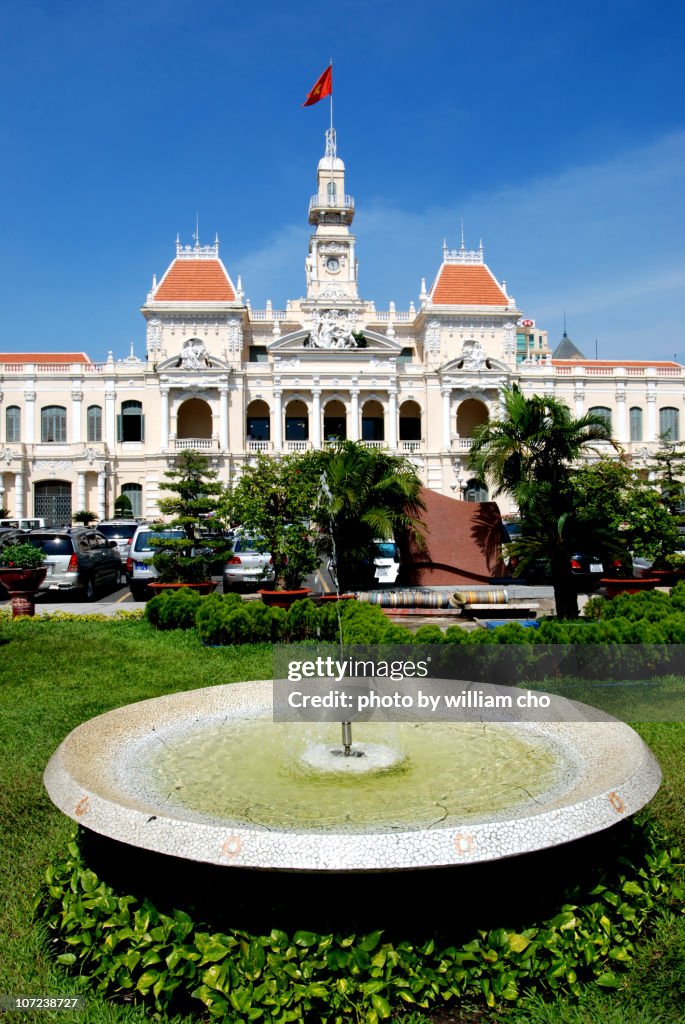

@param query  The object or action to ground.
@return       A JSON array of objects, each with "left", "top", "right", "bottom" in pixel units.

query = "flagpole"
[{"left": 329, "top": 58, "right": 334, "bottom": 145}]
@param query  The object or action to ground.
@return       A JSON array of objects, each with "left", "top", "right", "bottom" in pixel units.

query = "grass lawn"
[{"left": 0, "top": 614, "right": 683, "bottom": 1024}]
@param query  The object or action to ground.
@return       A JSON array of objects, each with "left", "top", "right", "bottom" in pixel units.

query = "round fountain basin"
[{"left": 44, "top": 680, "right": 661, "bottom": 872}]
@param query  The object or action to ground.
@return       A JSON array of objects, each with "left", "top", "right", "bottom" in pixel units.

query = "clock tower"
[{"left": 304, "top": 129, "right": 360, "bottom": 304}]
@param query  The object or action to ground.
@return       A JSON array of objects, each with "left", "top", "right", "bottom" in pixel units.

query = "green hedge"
[
  {"left": 145, "top": 587, "right": 685, "bottom": 650},
  {"left": 37, "top": 825, "right": 682, "bottom": 1021}
]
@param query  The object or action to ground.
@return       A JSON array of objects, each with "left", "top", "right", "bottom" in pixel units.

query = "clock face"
[{"left": 326, "top": 256, "right": 340, "bottom": 273}]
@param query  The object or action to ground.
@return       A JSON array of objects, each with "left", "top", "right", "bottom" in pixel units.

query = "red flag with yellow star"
[{"left": 302, "top": 66, "right": 332, "bottom": 106}]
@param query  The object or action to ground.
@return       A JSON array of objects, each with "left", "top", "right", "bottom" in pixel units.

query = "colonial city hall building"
[{"left": 1, "top": 131, "right": 682, "bottom": 525}]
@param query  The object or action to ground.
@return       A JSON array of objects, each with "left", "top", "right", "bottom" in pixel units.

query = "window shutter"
[
  {"left": 140, "top": 414, "right": 145, "bottom": 442},
  {"left": 117, "top": 414, "right": 122, "bottom": 442}
]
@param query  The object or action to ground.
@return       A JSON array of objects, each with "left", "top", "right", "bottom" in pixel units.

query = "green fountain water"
[{"left": 142, "top": 718, "right": 567, "bottom": 832}]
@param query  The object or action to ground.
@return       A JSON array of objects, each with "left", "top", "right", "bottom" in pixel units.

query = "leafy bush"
[
  {"left": 287, "top": 598, "right": 321, "bottom": 640},
  {"left": 0, "top": 542, "right": 47, "bottom": 569},
  {"left": 38, "top": 825, "right": 682, "bottom": 1019},
  {"left": 334, "top": 601, "right": 394, "bottom": 643},
  {"left": 145, "top": 588, "right": 202, "bottom": 631}
]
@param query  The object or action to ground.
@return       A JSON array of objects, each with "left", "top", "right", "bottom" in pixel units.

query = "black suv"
[{"left": 26, "top": 528, "right": 122, "bottom": 600}]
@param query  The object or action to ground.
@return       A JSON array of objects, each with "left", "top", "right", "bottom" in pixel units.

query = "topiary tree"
[
  {"left": 151, "top": 450, "right": 232, "bottom": 583},
  {"left": 114, "top": 493, "right": 133, "bottom": 518}
]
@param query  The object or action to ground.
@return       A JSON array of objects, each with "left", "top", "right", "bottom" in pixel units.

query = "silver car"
[
  {"left": 27, "top": 528, "right": 122, "bottom": 600},
  {"left": 126, "top": 525, "right": 186, "bottom": 601},
  {"left": 222, "top": 533, "right": 274, "bottom": 592},
  {"left": 95, "top": 519, "right": 144, "bottom": 563}
]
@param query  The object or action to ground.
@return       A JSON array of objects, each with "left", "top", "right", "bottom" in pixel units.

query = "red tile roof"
[
  {"left": 431, "top": 264, "right": 508, "bottom": 306},
  {"left": 0, "top": 352, "right": 91, "bottom": 363},
  {"left": 153, "top": 259, "right": 236, "bottom": 302}
]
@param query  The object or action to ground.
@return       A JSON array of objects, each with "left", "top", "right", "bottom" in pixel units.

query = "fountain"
[{"left": 44, "top": 678, "right": 661, "bottom": 872}]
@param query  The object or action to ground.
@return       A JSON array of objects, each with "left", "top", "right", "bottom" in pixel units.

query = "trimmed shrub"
[
  {"left": 145, "top": 588, "right": 202, "bottom": 631},
  {"left": 287, "top": 598, "right": 321, "bottom": 641}
]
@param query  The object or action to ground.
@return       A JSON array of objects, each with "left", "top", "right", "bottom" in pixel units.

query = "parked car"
[
  {"left": 328, "top": 537, "right": 401, "bottom": 590},
  {"left": 370, "top": 539, "right": 401, "bottom": 585},
  {"left": 222, "top": 532, "right": 274, "bottom": 592},
  {"left": 501, "top": 521, "right": 619, "bottom": 590},
  {"left": 126, "top": 525, "right": 187, "bottom": 601},
  {"left": 95, "top": 519, "right": 144, "bottom": 563},
  {"left": 25, "top": 528, "right": 122, "bottom": 600},
  {"left": 0, "top": 517, "right": 45, "bottom": 530}
]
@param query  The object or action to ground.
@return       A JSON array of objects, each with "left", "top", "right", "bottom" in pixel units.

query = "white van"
[{"left": 0, "top": 517, "right": 46, "bottom": 531}]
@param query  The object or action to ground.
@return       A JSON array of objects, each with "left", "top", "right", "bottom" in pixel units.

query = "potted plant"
[
  {"left": 224, "top": 453, "right": 321, "bottom": 607},
  {"left": 73, "top": 509, "right": 97, "bottom": 525},
  {"left": 149, "top": 450, "right": 231, "bottom": 595},
  {"left": 0, "top": 542, "right": 47, "bottom": 617}
]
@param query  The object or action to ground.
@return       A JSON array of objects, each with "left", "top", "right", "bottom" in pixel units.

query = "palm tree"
[
  {"left": 468, "top": 386, "right": 615, "bottom": 618},
  {"left": 305, "top": 441, "right": 426, "bottom": 592}
]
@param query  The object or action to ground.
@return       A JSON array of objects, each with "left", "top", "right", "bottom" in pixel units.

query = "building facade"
[{"left": 1, "top": 130, "right": 683, "bottom": 525}]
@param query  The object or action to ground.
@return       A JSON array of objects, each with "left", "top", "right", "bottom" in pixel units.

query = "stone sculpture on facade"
[
  {"left": 461, "top": 339, "right": 488, "bottom": 371},
  {"left": 179, "top": 338, "right": 210, "bottom": 369},
  {"left": 306, "top": 310, "right": 357, "bottom": 350}
]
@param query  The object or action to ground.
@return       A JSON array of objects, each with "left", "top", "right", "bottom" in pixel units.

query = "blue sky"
[{"left": 1, "top": 0, "right": 683, "bottom": 362}]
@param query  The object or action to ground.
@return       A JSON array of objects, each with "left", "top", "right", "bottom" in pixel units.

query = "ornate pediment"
[
  {"left": 267, "top": 327, "right": 403, "bottom": 355},
  {"left": 440, "top": 347, "right": 512, "bottom": 375},
  {"left": 156, "top": 338, "right": 230, "bottom": 372}
]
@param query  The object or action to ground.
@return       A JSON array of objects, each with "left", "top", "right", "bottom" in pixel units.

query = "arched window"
[
  {"left": 327, "top": 180, "right": 337, "bottom": 202},
  {"left": 361, "top": 400, "right": 385, "bottom": 442},
  {"left": 41, "top": 405, "right": 67, "bottom": 443},
  {"left": 6, "top": 405, "right": 20, "bottom": 443},
  {"left": 629, "top": 407, "right": 643, "bottom": 442},
  {"left": 465, "top": 478, "right": 489, "bottom": 502},
  {"left": 589, "top": 406, "right": 612, "bottom": 434},
  {"left": 121, "top": 483, "right": 143, "bottom": 518},
  {"left": 659, "top": 407, "right": 679, "bottom": 441},
  {"left": 87, "top": 405, "right": 102, "bottom": 443},
  {"left": 117, "top": 400, "right": 144, "bottom": 442}
]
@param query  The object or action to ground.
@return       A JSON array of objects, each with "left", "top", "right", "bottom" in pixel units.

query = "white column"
[
  {"left": 71, "top": 390, "right": 83, "bottom": 444},
  {"left": 574, "top": 386, "right": 585, "bottom": 420},
  {"left": 160, "top": 388, "right": 170, "bottom": 450},
  {"left": 311, "top": 389, "right": 322, "bottom": 448},
  {"left": 97, "top": 471, "right": 107, "bottom": 520},
  {"left": 614, "top": 387, "right": 626, "bottom": 442},
  {"left": 273, "top": 390, "right": 283, "bottom": 451},
  {"left": 105, "top": 388, "right": 116, "bottom": 446},
  {"left": 219, "top": 384, "right": 229, "bottom": 450},
  {"left": 24, "top": 391, "right": 35, "bottom": 444},
  {"left": 15, "top": 471, "right": 24, "bottom": 517},
  {"left": 388, "top": 388, "right": 398, "bottom": 449},
  {"left": 646, "top": 392, "right": 657, "bottom": 442},
  {"left": 77, "top": 472, "right": 86, "bottom": 511},
  {"left": 441, "top": 388, "right": 451, "bottom": 451},
  {"left": 349, "top": 389, "right": 360, "bottom": 441}
]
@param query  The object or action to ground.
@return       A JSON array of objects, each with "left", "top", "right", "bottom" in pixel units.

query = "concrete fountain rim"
[{"left": 43, "top": 679, "right": 662, "bottom": 872}]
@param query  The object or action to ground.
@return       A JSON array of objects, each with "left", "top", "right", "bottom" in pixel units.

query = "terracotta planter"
[
  {"left": 601, "top": 577, "right": 659, "bottom": 599},
  {"left": 0, "top": 566, "right": 48, "bottom": 618},
  {"left": 147, "top": 581, "right": 216, "bottom": 595},
  {"left": 258, "top": 588, "right": 311, "bottom": 608},
  {"left": 647, "top": 569, "right": 685, "bottom": 587}
]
